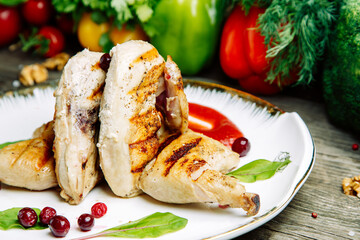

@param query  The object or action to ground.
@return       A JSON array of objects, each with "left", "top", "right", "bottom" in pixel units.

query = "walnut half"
[
  {"left": 19, "top": 64, "right": 48, "bottom": 86},
  {"left": 42, "top": 52, "right": 70, "bottom": 71},
  {"left": 342, "top": 175, "right": 360, "bottom": 198}
]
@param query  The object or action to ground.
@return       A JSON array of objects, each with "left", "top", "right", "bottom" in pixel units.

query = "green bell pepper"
[{"left": 144, "top": 0, "right": 229, "bottom": 75}]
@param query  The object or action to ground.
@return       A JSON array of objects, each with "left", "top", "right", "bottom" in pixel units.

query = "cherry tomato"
[
  {"left": 0, "top": 5, "right": 21, "bottom": 46},
  {"left": 37, "top": 26, "right": 65, "bottom": 57},
  {"left": 22, "top": 0, "right": 52, "bottom": 26},
  {"left": 77, "top": 12, "right": 148, "bottom": 52},
  {"left": 77, "top": 13, "right": 110, "bottom": 52},
  {"left": 109, "top": 24, "right": 148, "bottom": 45}
]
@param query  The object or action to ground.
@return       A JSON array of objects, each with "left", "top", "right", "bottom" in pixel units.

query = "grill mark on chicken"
[
  {"left": 133, "top": 48, "right": 159, "bottom": 63},
  {"left": 130, "top": 136, "right": 159, "bottom": 173},
  {"left": 129, "top": 108, "right": 161, "bottom": 143},
  {"left": 163, "top": 137, "right": 202, "bottom": 177},
  {"left": 87, "top": 82, "right": 105, "bottom": 101},
  {"left": 36, "top": 141, "right": 53, "bottom": 170},
  {"left": 187, "top": 159, "right": 207, "bottom": 175},
  {"left": 75, "top": 108, "right": 98, "bottom": 134},
  {"left": 9, "top": 138, "right": 54, "bottom": 171},
  {"left": 10, "top": 140, "right": 33, "bottom": 167},
  {"left": 132, "top": 162, "right": 150, "bottom": 174},
  {"left": 128, "top": 63, "right": 164, "bottom": 106},
  {"left": 155, "top": 133, "right": 181, "bottom": 158}
]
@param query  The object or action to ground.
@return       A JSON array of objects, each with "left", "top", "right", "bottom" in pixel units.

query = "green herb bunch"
[
  {"left": 52, "top": 0, "right": 159, "bottom": 28},
  {"left": 238, "top": 0, "right": 336, "bottom": 85}
]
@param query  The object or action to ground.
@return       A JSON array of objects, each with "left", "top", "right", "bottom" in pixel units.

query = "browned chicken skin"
[
  {"left": 139, "top": 130, "right": 260, "bottom": 216},
  {"left": 0, "top": 121, "right": 57, "bottom": 190},
  {"left": 98, "top": 41, "right": 189, "bottom": 197}
]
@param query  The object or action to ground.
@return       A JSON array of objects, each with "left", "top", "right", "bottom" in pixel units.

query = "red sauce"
[{"left": 188, "top": 103, "right": 243, "bottom": 148}]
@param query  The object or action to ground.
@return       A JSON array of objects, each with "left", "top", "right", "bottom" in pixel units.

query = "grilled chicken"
[
  {"left": 54, "top": 49, "right": 106, "bottom": 204},
  {"left": 139, "top": 130, "right": 260, "bottom": 216},
  {"left": 98, "top": 41, "right": 188, "bottom": 197},
  {"left": 0, "top": 121, "right": 57, "bottom": 190}
]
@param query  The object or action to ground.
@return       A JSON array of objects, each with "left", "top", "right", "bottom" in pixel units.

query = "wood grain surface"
[{"left": 0, "top": 47, "right": 359, "bottom": 240}]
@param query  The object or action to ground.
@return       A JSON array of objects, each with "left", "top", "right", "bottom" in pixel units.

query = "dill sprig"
[{"left": 237, "top": 0, "right": 335, "bottom": 85}]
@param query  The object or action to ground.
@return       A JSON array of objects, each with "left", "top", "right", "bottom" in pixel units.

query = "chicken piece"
[
  {"left": 0, "top": 121, "right": 57, "bottom": 190},
  {"left": 157, "top": 56, "right": 188, "bottom": 132},
  {"left": 139, "top": 130, "right": 260, "bottom": 216},
  {"left": 98, "top": 41, "right": 188, "bottom": 197},
  {"left": 54, "top": 49, "right": 106, "bottom": 204}
]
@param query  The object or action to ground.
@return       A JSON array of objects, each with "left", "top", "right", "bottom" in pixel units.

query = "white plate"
[{"left": 0, "top": 80, "right": 315, "bottom": 240}]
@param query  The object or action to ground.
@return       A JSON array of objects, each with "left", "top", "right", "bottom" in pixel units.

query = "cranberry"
[
  {"left": 39, "top": 207, "right": 57, "bottom": 225},
  {"left": 78, "top": 213, "right": 94, "bottom": 231},
  {"left": 311, "top": 212, "right": 318, "bottom": 218},
  {"left": 18, "top": 207, "right": 38, "bottom": 228},
  {"left": 49, "top": 215, "right": 70, "bottom": 237},
  {"left": 352, "top": 143, "right": 359, "bottom": 151},
  {"left": 232, "top": 137, "right": 251, "bottom": 157},
  {"left": 99, "top": 53, "right": 111, "bottom": 72},
  {"left": 91, "top": 202, "right": 107, "bottom": 218}
]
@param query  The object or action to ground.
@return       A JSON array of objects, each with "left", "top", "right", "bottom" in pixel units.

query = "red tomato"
[
  {"left": 220, "top": 6, "right": 297, "bottom": 95},
  {"left": 22, "top": 0, "right": 52, "bottom": 25},
  {"left": 37, "top": 26, "right": 64, "bottom": 57},
  {"left": 0, "top": 6, "right": 21, "bottom": 46}
]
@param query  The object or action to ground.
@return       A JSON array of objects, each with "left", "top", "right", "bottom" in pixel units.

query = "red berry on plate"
[
  {"left": 18, "top": 207, "right": 38, "bottom": 228},
  {"left": 49, "top": 215, "right": 70, "bottom": 237},
  {"left": 91, "top": 202, "right": 107, "bottom": 218},
  {"left": 78, "top": 213, "right": 94, "bottom": 231},
  {"left": 39, "top": 207, "right": 57, "bottom": 225},
  {"left": 232, "top": 137, "right": 250, "bottom": 157},
  {"left": 352, "top": 143, "right": 359, "bottom": 151}
]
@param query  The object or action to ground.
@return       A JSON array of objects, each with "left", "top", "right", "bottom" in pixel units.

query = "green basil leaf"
[
  {"left": 74, "top": 212, "right": 187, "bottom": 239},
  {"left": 227, "top": 152, "right": 291, "bottom": 183},
  {"left": 0, "top": 140, "right": 22, "bottom": 150},
  {"left": 0, "top": 208, "right": 47, "bottom": 230},
  {"left": 99, "top": 32, "right": 114, "bottom": 53}
]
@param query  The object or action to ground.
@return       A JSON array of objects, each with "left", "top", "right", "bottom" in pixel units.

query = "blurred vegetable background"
[{"left": 0, "top": 0, "right": 359, "bottom": 134}]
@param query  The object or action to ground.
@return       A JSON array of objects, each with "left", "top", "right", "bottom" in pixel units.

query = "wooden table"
[{"left": 1, "top": 48, "right": 359, "bottom": 240}]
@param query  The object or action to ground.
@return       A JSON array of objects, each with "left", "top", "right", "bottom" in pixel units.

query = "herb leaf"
[
  {"left": 227, "top": 152, "right": 291, "bottom": 183},
  {"left": 0, "top": 208, "right": 47, "bottom": 230},
  {"left": 0, "top": 140, "right": 22, "bottom": 150},
  {"left": 0, "top": 0, "right": 27, "bottom": 6},
  {"left": 73, "top": 212, "right": 187, "bottom": 239},
  {"left": 99, "top": 32, "right": 114, "bottom": 53}
]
